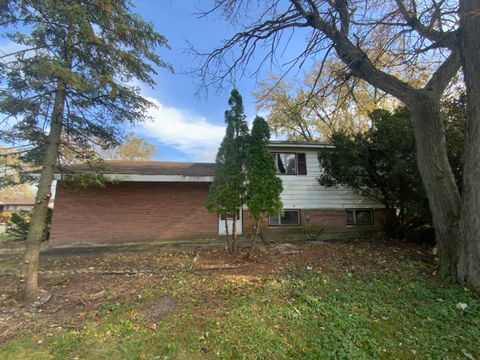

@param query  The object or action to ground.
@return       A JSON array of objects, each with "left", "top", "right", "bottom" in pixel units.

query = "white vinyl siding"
[{"left": 273, "top": 148, "right": 384, "bottom": 209}]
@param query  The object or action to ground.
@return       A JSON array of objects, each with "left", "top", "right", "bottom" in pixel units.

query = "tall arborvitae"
[
  {"left": 0, "top": 0, "right": 170, "bottom": 301},
  {"left": 245, "top": 116, "right": 283, "bottom": 253},
  {"left": 206, "top": 89, "right": 249, "bottom": 253}
]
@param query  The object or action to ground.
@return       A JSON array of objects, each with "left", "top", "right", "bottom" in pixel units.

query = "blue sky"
[
  {"left": 0, "top": 1, "right": 313, "bottom": 163},
  {"left": 131, "top": 1, "right": 253, "bottom": 162},
  {"left": 129, "top": 1, "right": 312, "bottom": 162}
]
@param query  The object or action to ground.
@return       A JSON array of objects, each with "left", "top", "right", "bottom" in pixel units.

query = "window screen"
[
  {"left": 356, "top": 210, "right": 373, "bottom": 225},
  {"left": 281, "top": 210, "right": 299, "bottom": 225},
  {"left": 269, "top": 210, "right": 300, "bottom": 226},
  {"left": 273, "top": 153, "right": 300, "bottom": 175},
  {"left": 285, "top": 154, "right": 296, "bottom": 174},
  {"left": 345, "top": 209, "right": 373, "bottom": 225},
  {"left": 346, "top": 210, "right": 355, "bottom": 225}
]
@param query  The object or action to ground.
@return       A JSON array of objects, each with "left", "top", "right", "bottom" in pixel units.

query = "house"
[
  {"left": 0, "top": 198, "right": 36, "bottom": 222},
  {"left": 0, "top": 198, "right": 36, "bottom": 233},
  {"left": 48, "top": 141, "right": 385, "bottom": 246}
]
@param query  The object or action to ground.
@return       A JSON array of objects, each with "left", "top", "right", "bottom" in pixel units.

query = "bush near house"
[{"left": 6, "top": 209, "right": 52, "bottom": 241}]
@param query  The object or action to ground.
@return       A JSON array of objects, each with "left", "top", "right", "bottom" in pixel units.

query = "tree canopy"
[
  {"left": 196, "top": 0, "right": 480, "bottom": 289},
  {"left": 318, "top": 100, "right": 465, "bottom": 239},
  {"left": 98, "top": 131, "right": 157, "bottom": 161},
  {"left": 318, "top": 108, "right": 430, "bottom": 238},
  {"left": 245, "top": 116, "right": 283, "bottom": 250},
  {"left": 206, "top": 89, "right": 249, "bottom": 252},
  {"left": 0, "top": 0, "right": 170, "bottom": 301}
]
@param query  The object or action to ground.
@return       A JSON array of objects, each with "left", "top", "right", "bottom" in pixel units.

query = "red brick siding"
[
  {"left": 242, "top": 208, "right": 387, "bottom": 231},
  {"left": 302, "top": 209, "right": 345, "bottom": 226},
  {"left": 301, "top": 209, "right": 386, "bottom": 227},
  {"left": 50, "top": 182, "right": 218, "bottom": 245},
  {"left": 241, "top": 210, "right": 266, "bottom": 235}
]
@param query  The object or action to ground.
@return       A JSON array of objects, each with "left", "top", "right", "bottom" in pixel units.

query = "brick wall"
[
  {"left": 242, "top": 209, "right": 351, "bottom": 230},
  {"left": 242, "top": 208, "right": 386, "bottom": 241},
  {"left": 50, "top": 181, "right": 218, "bottom": 246}
]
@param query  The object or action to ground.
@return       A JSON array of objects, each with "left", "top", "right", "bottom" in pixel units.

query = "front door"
[{"left": 218, "top": 209, "right": 242, "bottom": 235}]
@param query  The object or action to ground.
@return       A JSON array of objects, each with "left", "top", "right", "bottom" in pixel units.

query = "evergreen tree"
[
  {"left": 206, "top": 89, "right": 249, "bottom": 253},
  {"left": 318, "top": 105, "right": 465, "bottom": 239},
  {"left": 0, "top": 0, "right": 170, "bottom": 301},
  {"left": 245, "top": 116, "right": 283, "bottom": 252}
]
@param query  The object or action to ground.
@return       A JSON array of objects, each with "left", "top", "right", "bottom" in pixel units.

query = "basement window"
[
  {"left": 269, "top": 210, "right": 300, "bottom": 226},
  {"left": 345, "top": 209, "right": 374, "bottom": 225}
]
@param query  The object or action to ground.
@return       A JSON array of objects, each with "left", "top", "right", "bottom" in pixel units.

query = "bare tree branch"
[{"left": 395, "top": 0, "right": 457, "bottom": 49}]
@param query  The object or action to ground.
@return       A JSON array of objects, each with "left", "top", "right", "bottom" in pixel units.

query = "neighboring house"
[
  {"left": 48, "top": 141, "right": 386, "bottom": 246},
  {"left": 0, "top": 198, "right": 36, "bottom": 233},
  {"left": 0, "top": 198, "right": 36, "bottom": 221}
]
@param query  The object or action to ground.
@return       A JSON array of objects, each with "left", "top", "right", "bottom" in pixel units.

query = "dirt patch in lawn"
[
  {"left": 0, "top": 238, "right": 435, "bottom": 343},
  {"left": 141, "top": 295, "right": 176, "bottom": 324}
]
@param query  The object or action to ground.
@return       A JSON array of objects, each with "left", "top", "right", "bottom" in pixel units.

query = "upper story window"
[{"left": 272, "top": 152, "right": 307, "bottom": 175}]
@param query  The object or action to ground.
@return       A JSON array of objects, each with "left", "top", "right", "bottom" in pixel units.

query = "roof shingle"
[{"left": 64, "top": 160, "right": 216, "bottom": 177}]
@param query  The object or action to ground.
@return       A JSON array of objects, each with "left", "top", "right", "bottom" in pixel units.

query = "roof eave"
[
  {"left": 51, "top": 173, "right": 214, "bottom": 183},
  {"left": 267, "top": 142, "right": 334, "bottom": 149}
]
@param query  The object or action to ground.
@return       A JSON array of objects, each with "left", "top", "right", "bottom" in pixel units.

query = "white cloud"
[
  {"left": 0, "top": 41, "right": 31, "bottom": 61},
  {"left": 139, "top": 98, "right": 225, "bottom": 162}
]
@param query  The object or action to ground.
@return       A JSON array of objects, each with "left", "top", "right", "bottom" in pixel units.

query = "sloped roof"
[
  {"left": 64, "top": 160, "right": 216, "bottom": 177},
  {"left": 268, "top": 140, "right": 333, "bottom": 148}
]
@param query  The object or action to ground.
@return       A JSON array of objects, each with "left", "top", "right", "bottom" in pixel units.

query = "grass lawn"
[
  {"left": 0, "top": 233, "right": 15, "bottom": 243},
  {"left": 0, "top": 239, "right": 478, "bottom": 359}
]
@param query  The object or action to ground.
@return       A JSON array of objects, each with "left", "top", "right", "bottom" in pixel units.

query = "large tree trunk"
[
  {"left": 22, "top": 80, "right": 67, "bottom": 302},
  {"left": 409, "top": 95, "right": 462, "bottom": 278},
  {"left": 458, "top": 0, "right": 480, "bottom": 289}
]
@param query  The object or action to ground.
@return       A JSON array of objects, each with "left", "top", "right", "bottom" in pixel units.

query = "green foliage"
[
  {"left": 208, "top": 268, "right": 479, "bottom": 359},
  {"left": 62, "top": 173, "right": 111, "bottom": 193},
  {"left": 443, "top": 94, "right": 467, "bottom": 191},
  {"left": 206, "top": 89, "right": 249, "bottom": 217},
  {"left": 6, "top": 208, "right": 52, "bottom": 240},
  {"left": 0, "top": 0, "right": 170, "bottom": 167},
  {"left": 245, "top": 116, "right": 283, "bottom": 221},
  {"left": 318, "top": 105, "right": 465, "bottom": 239},
  {"left": 1, "top": 260, "right": 478, "bottom": 359},
  {"left": 62, "top": 161, "right": 115, "bottom": 192},
  {"left": 6, "top": 210, "right": 31, "bottom": 240},
  {"left": 318, "top": 108, "right": 430, "bottom": 238}
]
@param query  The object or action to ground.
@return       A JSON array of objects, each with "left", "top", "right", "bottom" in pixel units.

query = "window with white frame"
[
  {"left": 269, "top": 210, "right": 300, "bottom": 226},
  {"left": 345, "top": 209, "right": 374, "bottom": 225},
  {"left": 272, "top": 153, "right": 307, "bottom": 175}
]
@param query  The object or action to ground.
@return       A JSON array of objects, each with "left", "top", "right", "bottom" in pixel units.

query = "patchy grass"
[{"left": 0, "top": 240, "right": 479, "bottom": 359}]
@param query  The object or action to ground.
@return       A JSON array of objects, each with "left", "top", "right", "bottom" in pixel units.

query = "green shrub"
[{"left": 6, "top": 208, "right": 52, "bottom": 241}]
